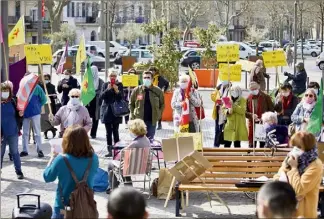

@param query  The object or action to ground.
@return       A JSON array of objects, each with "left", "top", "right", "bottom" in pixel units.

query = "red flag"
[
  {"left": 16, "top": 73, "right": 39, "bottom": 111},
  {"left": 56, "top": 41, "right": 68, "bottom": 74},
  {"left": 42, "top": 0, "right": 45, "bottom": 18},
  {"left": 0, "top": 17, "right": 3, "bottom": 43}
]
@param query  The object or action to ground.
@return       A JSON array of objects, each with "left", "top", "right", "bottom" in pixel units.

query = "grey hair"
[
  {"left": 261, "top": 111, "right": 278, "bottom": 124},
  {"left": 68, "top": 88, "right": 81, "bottom": 97},
  {"left": 303, "top": 88, "right": 317, "bottom": 102},
  {"left": 108, "top": 68, "right": 118, "bottom": 76}
]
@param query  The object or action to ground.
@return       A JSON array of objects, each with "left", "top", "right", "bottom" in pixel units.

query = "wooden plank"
[
  {"left": 179, "top": 184, "right": 260, "bottom": 192},
  {"left": 209, "top": 167, "right": 280, "bottom": 173},
  {"left": 202, "top": 173, "right": 274, "bottom": 178},
  {"left": 203, "top": 152, "right": 289, "bottom": 157},
  {"left": 201, "top": 148, "right": 291, "bottom": 153},
  {"left": 191, "top": 179, "right": 240, "bottom": 184},
  {"left": 207, "top": 156, "right": 286, "bottom": 161},
  {"left": 210, "top": 162, "right": 282, "bottom": 167}
]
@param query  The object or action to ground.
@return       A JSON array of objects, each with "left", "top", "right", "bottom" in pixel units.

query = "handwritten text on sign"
[
  {"left": 262, "top": 50, "right": 287, "bottom": 68},
  {"left": 24, "top": 44, "right": 53, "bottom": 64},
  {"left": 121, "top": 74, "right": 139, "bottom": 87},
  {"left": 217, "top": 44, "right": 240, "bottom": 62},
  {"left": 219, "top": 64, "right": 242, "bottom": 82}
]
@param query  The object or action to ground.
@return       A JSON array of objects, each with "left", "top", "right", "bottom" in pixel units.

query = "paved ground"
[{"left": 1, "top": 57, "right": 320, "bottom": 218}]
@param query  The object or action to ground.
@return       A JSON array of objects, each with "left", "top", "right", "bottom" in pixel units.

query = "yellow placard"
[
  {"left": 216, "top": 44, "right": 240, "bottom": 62},
  {"left": 121, "top": 74, "right": 139, "bottom": 87},
  {"left": 219, "top": 64, "right": 242, "bottom": 82},
  {"left": 175, "top": 132, "right": 203, "bottom": 151},
  {"left": 262, "top": 50, "right": 287, "bottom": 68},
  {"left": 24, "top": 44, "right": 52, "bottom": 64},
  {"left": 236, "top": 60, "right": 255, "bottom": 72}
]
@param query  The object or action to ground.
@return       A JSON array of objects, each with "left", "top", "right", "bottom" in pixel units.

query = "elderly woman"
[
  {"left": 100, "top": 69, "right": 124, "bottom": 157},
  {"left": 291, "top": 88, "right": 317, "bottom": 132},
  {"left": 50, "top": 89, "right": 92, "bottom": 136},
  {"left": 261, "top": 112, "right": 288, "bottom": 147},
  {"left": 250, "top": 59, "right": 270, "bottom": 91},
  {"left": 223, "top": 86, "right": 248, "bottom": 148},
  {"left": 171, "top": 74, "right": 201, "bottom": 133},
  {"left": 274, "top": 131, "right": 323, "bottom": 218},
  {"left": 106, "top": 119, "right": 150, "bottom": 194},
  {"left": 85, "top": 66, "right": 104, "bottom": 139}
]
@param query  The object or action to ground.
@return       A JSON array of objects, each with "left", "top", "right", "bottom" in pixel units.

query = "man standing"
[
  {"left": 129, "top": 71, "right": 164, "bottom": 140},
  {"left": 149, "top": 66, "right": 169, "bottom": 130},
  {"left": 20, "top": 74, "right": 47, "bottom": 158},
  {"left": 57, "top": 69, "right": 80, "bottom": 105}
]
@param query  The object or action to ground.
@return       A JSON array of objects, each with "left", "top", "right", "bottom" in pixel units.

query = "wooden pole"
[
  {"left": 2, "top": 43, "right": 9, "bottom": 80},
  {"left": 38, "top": 63, "right": 53, "bottom": 115}
]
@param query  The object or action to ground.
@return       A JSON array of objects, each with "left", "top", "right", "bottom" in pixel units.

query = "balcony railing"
[
  {"left": 115, "top": 16, "right": 147, "bottom": 24},
  {"left": 8, "top": 16, "right": 32, "bottom": 24}
]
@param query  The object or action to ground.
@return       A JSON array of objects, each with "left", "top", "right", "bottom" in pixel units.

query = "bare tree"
[
  {"left": 246, "top": 25, "right": 268, "bottom": 54},
  {"left": 316, "top": 0, "right": 324, "bottom": 52},
  {"left": 44, "top": 0, "right": 70, "bottom": 34},
  {"left": 117, "top": 23, "right": 145, "bottom": 51}
]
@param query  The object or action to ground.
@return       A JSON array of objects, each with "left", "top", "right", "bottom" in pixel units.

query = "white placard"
[
  {"left": 254, "top": 124, "right": 266, "bottom": 142},
  {"left": 49, "top": 138, "right": 63, "bottom": 153}
]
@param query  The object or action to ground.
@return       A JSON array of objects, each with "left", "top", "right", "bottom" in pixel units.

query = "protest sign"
[
  {"left": 236, "top": 59, "right": 255, "bottom": 72},
  {"left": 254, "top": 124, "right": 266, "bottom": 142},
  {"left": 217, "top": 44, "right": 240, "bottom": 62},
  {"left": 219, "top": 63, "right": 242, "bottom": 82},
  {"left": 262, "top": 50, "right": 287, "bottom": 68},
  {"left": 122, "top": 74, "right": 139, "bottom": 87},
  {"left": 24, "top": 44, "right": 52, "bottom": 64}
]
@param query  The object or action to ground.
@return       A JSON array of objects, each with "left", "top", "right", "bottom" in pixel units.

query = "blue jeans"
[
  {"left": 1, "top": 134, "right": 22, "bottom": 173},
  {"left": 145, "top": 121, "right": 156, "bottom": 140},
  {"left": 22, "top": 114, "right": 42, "bottom": 153},
  {"left": 52, "top": 207, "right": 64, "bottom": 219}
]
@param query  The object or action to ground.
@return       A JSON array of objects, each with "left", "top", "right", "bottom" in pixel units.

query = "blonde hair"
[
  {"left": 68, "top": 88, "right": 81, "bottom": 97},
  {"left": 290, "top": 131, "right": 316, "bottom": 152},
  {"left": 128, "top": 119, "right": 147, "bottom": 136},
  {"left": 109, "top": 68, "right": 118, "bottom": 76},
  {"left": 262, "top": 112, "right": 278, "bottom": 124}
]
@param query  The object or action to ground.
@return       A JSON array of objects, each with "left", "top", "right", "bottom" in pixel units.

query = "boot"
[
  {"left": 157, "top": 120, "right": 162, "bottom": 130},
  {"left": 105, "top": 145, "right": 113, "bottom": 158}
]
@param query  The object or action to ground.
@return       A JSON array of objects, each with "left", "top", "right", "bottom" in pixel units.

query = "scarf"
[
  {"left": 282, "top": 93, "right": 292, "bottom": 111},
  {"left": 298, "top": 147, "right": 318, "bottom": 175},
  {"left": 153, "top": 74, "right": 159, "bottom": 87},
  {"left": 248, "top": 93, "right": 263, "bottom": 117},
  {"left": 64, "top": 100, "right": 81, "bottom": 128}
]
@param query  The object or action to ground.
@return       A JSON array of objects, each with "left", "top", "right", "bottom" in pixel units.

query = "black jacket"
[
  {"left": 286, "top": 70, "right": 307, "bottom": 95},
  {"left": 99, "top": 81, "right": 124, "bottom": 124},
  {"left": 57, "top": 76, "right": 80, "bottom": 105},
  {"left": 274, "top": 94, "right": 299, "bottom": 125},
  {"left": 40, "top": 82, "right": 57, "bottom": 114},
  {"left": 156, "top": 75, "right": 169, "bottom": 91}
]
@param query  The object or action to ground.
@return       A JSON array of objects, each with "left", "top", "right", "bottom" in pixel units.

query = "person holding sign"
[
  {"left": 249, "top": 60, "right": 269, "bottom": 91},
  {"left": 284, "top": 62, "right": 307, "bottom": 96},
  {"left": 57, "top": 69, "right": 80, "bottom": 106},
  {"left": 246, "top": 82, "right": 274, "bottom": 148}
]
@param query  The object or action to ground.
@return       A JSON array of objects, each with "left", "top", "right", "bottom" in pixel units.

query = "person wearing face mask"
[
  {"left": 273, "top": 131, "right": 323, "bottom": 218},
  {"left": 284, "top": 62, "right": 307, "bottom": 96},
  {"left": 171, "top": 74, "right": 201, "bottom": 133},
  {"left": 291, "top": 88, "right": 317, "bottom": 132},
  {"left": 223, "top": 86, "right": 248, "bottom": 148},
  {"left": 261, "top": 112, "right": 288, "bottom": 147},
  {"left": 57, "top": 69, "right": 80, "bottom": 106},
  {"left": 106, "top": 119, "right": 150, "bottom": 194},
  {"left": 274, "top": 83, "right": 298, "bottom": 126},
  {"left": 308, "top": 81, "right": 320, "bottom": 96},
  {"left": 49, "top": 89, "right": 92, "bottom": 136},
  {"left": 1, "top": 81, "right": 24, "bottom": 179},
  {"left": 246, "top": 82, "right": 274, "bottom": 148},
  {"left": 129, "top": 71, "right": 164, "bottom": 141},
  {"left": 211, "top": 80, "right": 231, "bottom": 147},
  {"left": 100, "top": 69, "right": 124, "bottom": 157},
  {"left": 249, "top": 59, "right": 269, "bottom": 91}
]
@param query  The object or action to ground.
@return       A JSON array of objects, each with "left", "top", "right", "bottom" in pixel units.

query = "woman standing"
[
  {"left": 274, "top": 131, "right": 323, "bottom": 218},
  {"left": 171, "top": 74, "right": 201, "bottom": 133},
  {"left": 291, "top": 88, "right": 317, "bottom": 132},
  {"left": 85, "top": 66, "right": 104, "bottom": 138},
  {"left": 43, "top": 125, "right": 99, "bottom": 219},
  {"left": 100, "top": 69, "right": 124, "bottom": 157},
  {"left": 223, "top": 86, "right": 248, "bottom": 148},
  {"left": 286, "top": 45, "right": 294, "bottom": 67}
]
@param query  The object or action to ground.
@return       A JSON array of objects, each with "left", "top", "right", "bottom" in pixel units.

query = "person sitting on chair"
[{"left": 106, "top": 119, "right": 150, "bottom": 194}]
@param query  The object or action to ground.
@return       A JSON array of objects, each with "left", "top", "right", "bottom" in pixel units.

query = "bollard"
[{"left": 245, "top": 71, "right": 248, "bottom": 89}]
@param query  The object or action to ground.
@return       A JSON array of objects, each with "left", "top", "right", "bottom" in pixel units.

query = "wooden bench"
[{"left": 174, "top": 147, "right": 324, "bottom": 217}]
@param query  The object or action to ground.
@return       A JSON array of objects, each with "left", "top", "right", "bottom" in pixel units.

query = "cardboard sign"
[
  {"left": 122, "top": 74, "right": 139, "bottom": 87},
  {"left": 262, "top": 50, "right": 287, "bottom": 68},
  {"left": 217, "top": 44, "right": 240, "bottom": 62},
  {"left": 236, "top": 59, "right": 255, "bottom": 72},
  {"left": 24, "top": 44, "right": 52, "bottom": 64},
  {"left": 161, "top": 136, "right": 195, "bottom": 162},
  {"left": 219, "top": 63, "right": 242, "bottom": 82},
  {"left": 174, "top": 133, "right": 203, "bottom": 151},
  {"left": 254, "top": 124, "right": 266, "bottom": 142}
]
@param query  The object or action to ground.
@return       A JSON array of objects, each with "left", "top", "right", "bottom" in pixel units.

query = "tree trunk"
[
  {"left": 256, "top": 42, "right": 259, "bottom": 55},
  {"left": 300, "top": 12, "right": 304, "bottom": 62},
  {"left": 182, "top": 26, "right": 189, "bottom": 42},
  {"left": 51, "top": 16, "right": 61, "bottom": 33}
]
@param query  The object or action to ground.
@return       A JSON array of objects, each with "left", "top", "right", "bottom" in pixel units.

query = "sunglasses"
[
  {"left": 71, "top": 96, "right": 79, "bottom": 98},
  {"left": 305, "top": 94, "right": 314, "bottom": 98}
]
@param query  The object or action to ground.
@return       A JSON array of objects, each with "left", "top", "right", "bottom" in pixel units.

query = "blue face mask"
[
  {"left": 143, "top": 79, "right": 152, "bottom": 87},
  {"left": 222, "top": 80, "right": 229, "bottom": 86}
]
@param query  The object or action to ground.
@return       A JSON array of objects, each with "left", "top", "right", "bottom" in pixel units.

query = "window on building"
[
  {"left": 131, "top": 5, "right": 135, "bottom": 19},
  {"left": 123, "top": 7, "right": 127, "bottom": 22},
  {"left": 76, "top": 3, "right": 79, "bottom": 17},
  {"left": 67, "top": 3, "right": 70, "bottom": 17},
  {"left": 72, "top": 2, "right": 75, "bottom": 17},
  {"left": 138, "top": 6, "right": 143, "bottom": 17},
  {"left": 82, "top": 3, "right": 86, "bottom": 17},
  {"left": 90, "top": 31, "right": 96, "bottom": 41},
  {"left": 15, "top": 1, "right": 21, "bottom": 18}
]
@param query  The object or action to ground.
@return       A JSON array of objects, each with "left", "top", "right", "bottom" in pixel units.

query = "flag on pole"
[
  {"left": 9, "top": 57, "right": 27, "bottom": 95},
  {"left": 8, "top": 16, "right": 25, "bottom": 47},
  {"left": 0, "top": 17, "right": 3, "bottom": 43},
  {"left": 76, "top": 34, "right": 86, "bottom": 75},
  {"left": 307, "top": 81, "right": 323, "bottom": 135},
  {"left": 81, "top": 58, "right": 96, "bottom": 106},
  {"left": 16, "top": 73, "right": 39, "bottom": 111},
  {"left": 56, "top": 41, "right": 68, "bottom": 74}
]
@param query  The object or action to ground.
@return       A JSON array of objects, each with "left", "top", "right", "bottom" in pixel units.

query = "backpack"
[{"left": 60, "top": 156, "right": 99, "bottom": 219}]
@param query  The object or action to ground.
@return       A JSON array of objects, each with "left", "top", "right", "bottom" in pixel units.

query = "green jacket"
[
  {"left": 223, "top": 97, "right": 248, "bottom": 141},
  {"left": 129, "top": 85, "right": 165, "bottom": 124}
]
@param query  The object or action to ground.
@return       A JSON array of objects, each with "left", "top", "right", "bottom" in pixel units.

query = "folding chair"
[{"left": 112, "top": 147, "right": 153, "bottom": 196}]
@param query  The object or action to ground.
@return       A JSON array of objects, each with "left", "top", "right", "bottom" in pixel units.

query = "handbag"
[{"left": 111, "top": 100, "right": 130, "bottom": 117}]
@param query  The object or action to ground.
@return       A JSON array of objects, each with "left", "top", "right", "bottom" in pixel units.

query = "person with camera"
[
  {"left": 283, "top": 62, "right": 307, "bottom": 96},
  {"left": 57, "top": 69, "right": 80, "bottom": 106}
]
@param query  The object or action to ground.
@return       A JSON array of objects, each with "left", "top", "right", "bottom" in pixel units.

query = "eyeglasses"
[
  {"left": 71, "top": 96, "right": 79, "bottom": 98},
  {"left": 305, "top": 94, "right": 314, "bottom": 98}
]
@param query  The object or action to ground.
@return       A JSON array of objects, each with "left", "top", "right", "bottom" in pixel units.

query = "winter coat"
[
  {"left": 265, "top": 124, "right": 289, "bottom": 147},
  {"left": 57, "top": 76, "right": 80, "bottom": 105},
  {"left": 286, "top": 70, "right": 307, "bottom": 95},
  {"left": 1, "top": 98, "right": 22, "bottom": 136},
  {"left": 153, "top": 74, "right": 169, "bottom": 91},
  {"left": 210, "top": 84, "right": 231, "bottom": 120},
  {"left": 129, "top": 85, "right": 164, "bottom": 125},
  {"left": 250, "top": 66, "right": 269, "bottom": 91},
  {"left": 40, "top": 82, "right": 57, "bottom": 114},
  {"left": 171, "top": 88, "right": 201, "bottom": 132},
  {"left": 291, "top": 102, "right": 315, "bottom": 131},
  {"left": 99, "top": 81, "right": 124, "bottom": 124},
  {"left": 274, "top": 94, "right": 299, "bottom": 125},
  {"left": 86, "top": 78, "right": 104, "bottom": 120},
  {"left": 23, "top": 85, "right": 47, "bottom": 118},
  {"left": 223, "top": 97, "right": 248, "bottom": 141}
]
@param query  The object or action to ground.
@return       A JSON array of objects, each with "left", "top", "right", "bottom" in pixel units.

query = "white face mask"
[
  {"left": 1, "top": 92, "right": 9, "bottom": 99},
  {"left": 45, "top": 80, "right": 50, "bottom": 84},
  {"left": 70, "top": 97, "right": 80, "bottom": 105},
  {"left": 180, "top": 82, "right": 188, "bottom": 90},
  {"left": 250, "top": 89, "right": 259, "bottom": 96},
  {"left": 231, "top": 90, "right": 239, "bottom": 98},
  {"left": 281, "top": 92, "right": 290, "bottom": 97},
  {"left": 290, "top": 146, "right": 304, "bottom": 158},
  {"left": 64, "top": 75, "right": 70, "bottom": 80}
]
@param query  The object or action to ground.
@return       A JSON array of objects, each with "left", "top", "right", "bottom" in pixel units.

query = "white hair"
[
  {"left": 68, "top": 88, "right": 81, "bottom": 97},
  {"left": 179, "top": 74, "right": 190, "bottom": 82},
  {"left": 262, "top": 112, "right": 278, "bottom": 124},
  {"left": 108, "top": 68, "right": 118, "bottom": 76}
]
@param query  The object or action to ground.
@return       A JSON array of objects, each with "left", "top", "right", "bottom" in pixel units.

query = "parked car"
[
  {"left": 250, "top": 45, "right": 266, "bottom": 55},
  {"left": 114, "top": 49, "right": 153, "bottom": 65},
  {"left": 86, "top": 41, "right": 128, "bottom": 57},
  {"left": 217, "top": 41, "right": 256, "bottom": 59},
  {"left": 71, "top": 44, "right": 105, "bottom": 57},
  {"left": 52, "top": 48, "right": 105, "bottom": 72},
  {"left": 292, "top": 45, "right": 321, "bottom": 57},
  {"left": 259, "top": 41, "right": 278, "bottom": 51},
  {"left": 316, "top": 52, "right": 324, "bottom": 70},
  {"left": 180, "top": 50, "right": 202, "bottom": 69}
]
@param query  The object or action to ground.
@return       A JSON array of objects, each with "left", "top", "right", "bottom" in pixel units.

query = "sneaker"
[
  {"left": 16, "top": 171, "right": 24, "bottom": 180},
  {"left": 105, "top": 152, "right": 112, "bottom": 158},
  {"left": 38, "top": 151, "right": 44, "bottom": 158},
  {"left": 157, "top": 124, "right": 162, "bottom": 130},
  {"left": 19, "top": 151, "right": 28, "bottom": 157}
]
